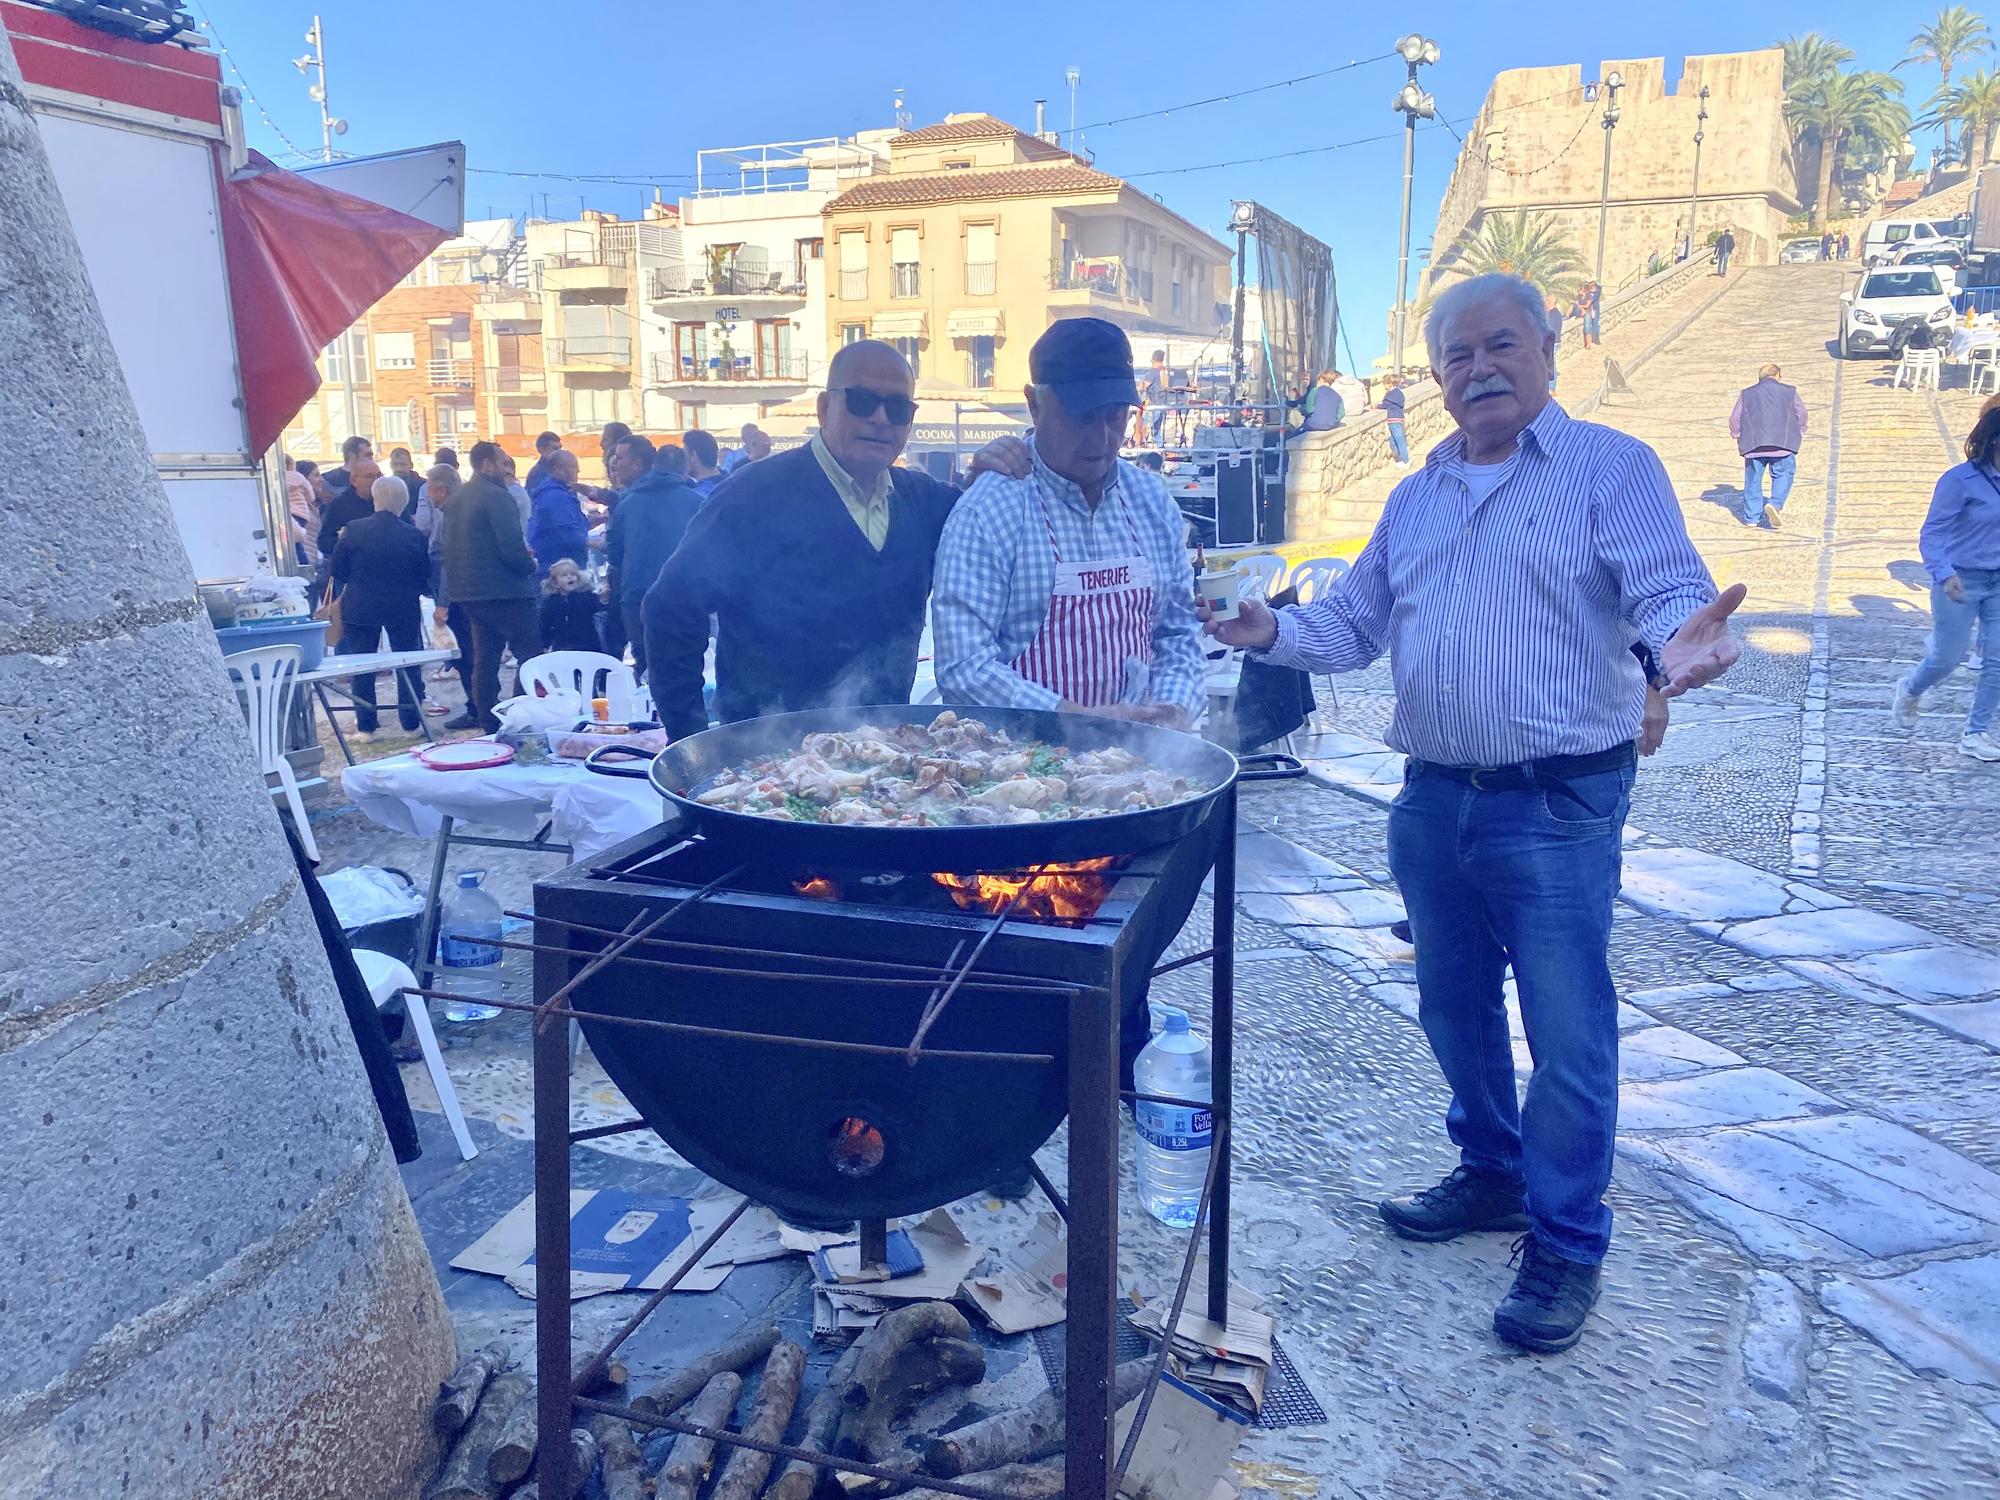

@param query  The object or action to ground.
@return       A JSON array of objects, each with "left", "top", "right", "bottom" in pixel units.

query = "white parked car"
[
  {"left": 1780, "top": 236, "right": 1826, "bottom": 264},
  {"left": 1862, "top": 217, "right": 1948, "bottom": 266},
  {"left": 1839, "top": 267, "right": 1955, "bottom": 357},
  {"left": 1889, "top": 244, "right": 1966, "bottom": 293}
]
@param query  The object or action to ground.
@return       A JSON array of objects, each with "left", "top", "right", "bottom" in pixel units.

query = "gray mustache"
[{"left": 1465, "top": 375, "right": 1515, "bottom": 398}]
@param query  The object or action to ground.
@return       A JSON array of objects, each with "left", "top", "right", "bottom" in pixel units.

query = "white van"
[{"left": 1863, "top": 218, "right": 1946, "bottom": 266}]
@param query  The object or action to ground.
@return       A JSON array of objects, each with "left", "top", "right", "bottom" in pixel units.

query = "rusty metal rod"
[
  {"left": 570, "top": 1118, "right": 650, "bottom": 1143},
  {"left": 1122, "top": 1088, "right": 1217, "bottom": 1115},
  {"left": 571, "top": 1195, "right": 753, "bottom": 1394},
  {"left": 568, "top": 1396, "right": 1021, "bottom": 1500},
  {"left": 486, "top": 936, "right": 1076, "bottom": 994},
  {"left": 535, "top": 865, "right": 747, "bottom": 1035},
  {"left": 405, "top": 988, "right": 1055, "bottom": 1065},
  {"left": 1150, "top": 947, "right": 1215, "bottom": 978},
  {"left": 905, "top": 866, "right": 1046, "bottom": 1065},
  {"left": 1026, "top": 1158, "right": 1068, "bottom": 1221},
  {"left": 1112, "top": 1121, "right": 1223, "bottom": 1486},
  {"left": 509, "top": 909, "right": 1081, "bottom": 991}
]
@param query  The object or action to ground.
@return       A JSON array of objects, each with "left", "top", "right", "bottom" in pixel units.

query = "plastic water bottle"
[
  {"left": 438, "top": 871, "right": 504, "bottom": 1022},
  {"left": 1133, "top": 1008, "right": 1213, "bottom": 1228}
]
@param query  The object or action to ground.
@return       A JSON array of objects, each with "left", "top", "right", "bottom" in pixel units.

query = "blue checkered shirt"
[
  {"left": 933, "top": 438, "right": 1207, "bottom": 717},
  {"left": 1256, "top": 400, "right": 1718, "bottom": 766}
]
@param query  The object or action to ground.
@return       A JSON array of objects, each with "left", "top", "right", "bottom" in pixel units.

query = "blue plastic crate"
[{"left": 215, "top": 618, "right": 330, "bottom": 671}]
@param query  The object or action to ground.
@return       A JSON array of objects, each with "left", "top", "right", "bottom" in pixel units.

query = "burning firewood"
[
  {"left": 433, "top": 1342, "right": 510, "bottom": 1436},
  {"left": 655, "top": 1370, "right": 745, "bottom": 1500},
  {"left": 504, "top": 1428, "right": 597, "bottom": 1500},
  {"left": 592, "top": 1411, "right": 648, "bottom": 1500},
  {"left": 631, "top": 1321, "right": 779, "bottom": 1419},
  {"left": 833, "top": 1302, "right": 988, "bottom": 1464},
  {"left": 425, "top": 1368, "right": 530, "bottom": 1500},
  {"left": 707, "top": 1341, "right": 806, "bottom": 1500},
  {"left": 921, "top": 1359, "right": 1156, "bottom": 1478}
]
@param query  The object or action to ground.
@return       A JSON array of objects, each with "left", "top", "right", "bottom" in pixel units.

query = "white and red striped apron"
[{"left": 1009, "top": 488, "right": 1155, "bottom": 707}]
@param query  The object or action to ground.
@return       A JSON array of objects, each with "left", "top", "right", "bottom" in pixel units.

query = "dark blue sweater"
[{"left": 642, "top": 445, "right": 957, "bottom": 740}]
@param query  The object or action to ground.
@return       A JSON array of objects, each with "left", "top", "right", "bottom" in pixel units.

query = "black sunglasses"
[{"left": 834, "top": 386, "right": 918, "bottom": 425}]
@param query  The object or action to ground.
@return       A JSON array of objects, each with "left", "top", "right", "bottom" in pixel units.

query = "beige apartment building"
[{"left": 820, "top": 115, "right": 1231, "bottom": 401}]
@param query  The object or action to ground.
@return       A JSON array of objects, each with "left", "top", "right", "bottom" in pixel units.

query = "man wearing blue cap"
[{"left": 932, "top": 317, "right": 1206, "bottom": 728}]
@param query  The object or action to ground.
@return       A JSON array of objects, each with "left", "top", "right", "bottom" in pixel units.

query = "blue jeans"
[
  {"left": 1717, "top": 249, "right": 1732, "bottom": 276},
  {"left": 1902, "top": 567, "right": 2000, "bottom": 734},
  {"left": 1387, "top": 422, "right": 1408, "bottom": 463},
  {"left": 1742, "top": 453, "right": 1797, "bottom": 520},
  {"left": 1387, "top": 757, "right": 1634, "bottom": 1265}
]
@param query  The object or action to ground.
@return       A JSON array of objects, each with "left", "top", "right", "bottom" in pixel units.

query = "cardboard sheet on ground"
[
  {"left": 450, "top": 1190, "right": 755, "bottom": 1301},
  {"left": 1129, "top": 1274, "right": 1274, "bottom": 1415},
  {"left": 812, "top": 1211, "right": 981, "bottom": 1301},
  {"left": 965, "top": 1211, "right": 1069, "bottom": 1333},
  {"left": 1113, "top": 1373, "right": 1249, "bottom": 1500}
]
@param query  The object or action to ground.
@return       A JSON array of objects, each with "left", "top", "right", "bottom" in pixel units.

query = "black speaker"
[{"left": 1215, "top": 455, "right": 1258, "bottom": 547}]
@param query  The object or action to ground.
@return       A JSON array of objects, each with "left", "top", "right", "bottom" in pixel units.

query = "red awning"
[{"left": 216, "top": 149, "right": 447, "bottom": 455}]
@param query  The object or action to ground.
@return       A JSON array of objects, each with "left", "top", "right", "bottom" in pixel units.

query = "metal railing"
[
  {"left": 648, "top": 351, "right": 812, "bottom": 385},
  {"left": 1048, "top": 258, "right": 1126, "bottom": 297},
  {"left": 426, "top": 356, "right": 474, "bottom": 386},
  {"left": 965, "top": 261, "right": 997, "bottom": 296},
  {"left": 548, "top": 336, "right": 632, "bottom": 366},
  {"left": 891, "top": 263, "right": 921, "bottom": 299},
  {"left": 545, "top": 250, "right": 630, "bottom": 272},
  {"left": 484, "top": 366, "right": 548, "bottom": 395},
  {"left": 647, "top": 264, "right": 801, "bottom": 300},
  {"left": 839, "top": 268, "right": 869, "bottom": 300}
]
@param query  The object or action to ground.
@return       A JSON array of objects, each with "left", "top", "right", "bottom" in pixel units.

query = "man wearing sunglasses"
[{"left": 643, "top": 340, "right": 967, "bottom": 740}]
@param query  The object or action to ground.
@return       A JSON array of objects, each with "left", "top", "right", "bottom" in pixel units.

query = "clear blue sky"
[{"left": 198, "top": 0, "right": 1946, "bottom": 364}]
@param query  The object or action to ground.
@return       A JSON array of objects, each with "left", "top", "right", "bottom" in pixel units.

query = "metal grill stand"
[{"left": 507, "top": 787, "right": 1238, "bottom": 1500}]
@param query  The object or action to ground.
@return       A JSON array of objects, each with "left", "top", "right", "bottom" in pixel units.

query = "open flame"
[
  {"left": 933, "top": 858, "right": 1118, "bottom": 921},
  {"left": 793, "top": 875, "right": 841, "bottom": 901}
]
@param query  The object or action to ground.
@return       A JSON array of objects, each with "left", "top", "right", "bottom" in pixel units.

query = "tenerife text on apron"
[{"left": 1009, "top": 483, "right": 1156, "bottom": 707}]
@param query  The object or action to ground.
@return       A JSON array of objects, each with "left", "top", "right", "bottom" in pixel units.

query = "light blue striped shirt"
[
  {"left": 932, "top": 438, "right": 1207, "bottom": 717},
  {"left": 1257, "top": 400, "right": 1717, "bottom": 766}
]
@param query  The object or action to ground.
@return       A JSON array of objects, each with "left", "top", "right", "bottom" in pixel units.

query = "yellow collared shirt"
[{"left": 811, "top": 434, "right": 893, "bottom": 550}]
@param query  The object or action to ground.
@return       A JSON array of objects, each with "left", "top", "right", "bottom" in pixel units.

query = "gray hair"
[
  {"left": 370, "top": 474, "right": 409, "bottom": 512},
  {"left": 1425, "top": 272, "right": 1553, "bottom": 368}
]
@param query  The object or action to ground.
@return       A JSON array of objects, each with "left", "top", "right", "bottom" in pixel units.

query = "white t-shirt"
[{"left": 1462, "top": 459, "right": 1511, "bottom": 505}]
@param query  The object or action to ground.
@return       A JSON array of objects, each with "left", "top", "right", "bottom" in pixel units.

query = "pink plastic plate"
[{"left": 415, "top": 739, "right": 516, "bottom": 771}]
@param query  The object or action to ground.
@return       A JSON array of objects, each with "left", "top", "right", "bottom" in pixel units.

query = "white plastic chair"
[
  {"left": 1972, "top": 346, "right": 2000, "bottom": 396},
  {"left": 224, "top": 644, "right": 317, "bottom": 863},
  {"left": 519, "top": 650, "right": 638, "bottom": 719},
  {"left": 1896, "top": 347, "right": 1943, "bottom": 391},
  {"left": 1288, "top": 555, "right": 1351, "bottom": 604},
  {"left": 1231, "top": 553, "right": 1288, "bottom": 601},
  {"left": 353, "top": 947, "right": 478, "bottom": 1161}
]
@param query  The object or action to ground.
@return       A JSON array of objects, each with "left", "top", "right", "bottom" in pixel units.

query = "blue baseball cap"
[{"left": 1030, "top": 317, "right": 1141, "bottom": 415}]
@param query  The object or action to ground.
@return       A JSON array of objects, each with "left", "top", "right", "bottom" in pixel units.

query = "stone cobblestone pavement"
[{"left": 296, "top": 262, "right": 2000, "bottom": 1497}]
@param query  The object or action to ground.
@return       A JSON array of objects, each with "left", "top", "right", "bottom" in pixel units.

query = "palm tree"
[
  {"left": 1789, "top": 71, "right": 1914, "bottom": 226},
  {"left": 1941, "top": 67, "right": 2000, "bottom": 162},
  {"left": 1900, "top": 6, "right": 1993, "bottom": 155},
  {"left": 1428, "top": 210, "right": 1588, "bottom": 304},
  {"left": 1779, "top": 34, "right": 1857, "bottom": 205}
]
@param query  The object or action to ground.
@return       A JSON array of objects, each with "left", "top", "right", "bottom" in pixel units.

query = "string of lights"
[
  {"left": 1073, "top": 52, "right": 1398, "bottom": 134},
  {"left": 191, "top": 0, "right": 308, "bottom": 159}
]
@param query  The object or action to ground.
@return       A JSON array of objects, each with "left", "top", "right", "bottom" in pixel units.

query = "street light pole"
[
  {"left": 1594, "top": 71, "right": 1625, "bottom": 288},
  {"left": 1687, "top": 85, "right": 1711, "bottom": 259},
  {"left": 1390, "top": 35, "right": 1441, "bottom": 378}
]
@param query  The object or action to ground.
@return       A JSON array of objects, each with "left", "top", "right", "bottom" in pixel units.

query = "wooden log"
[
  {"left": 434, "top": 1342, "right": 511, "bottom": 1436},
  {"left": 487, "top": 1386, "right": 541, "bottom": 1486},
  {"left": 834, "top": 1304, "right": 988, "bottom": 1464},
  {"left": 707, "top": 1341, "right": 806, "bottom": 1500},
  {"left": 574, "top": 1349, "right": 629, "bottom": 1395},
  {"left": 592, "top": 1411, "right": 648, "bottom": 1500},
  {"left": 425, "top": 1369, "right": 530, "bottom": 1500},
  {"left": 655, "top": 1370, "right": 744, "bottom": 1500},
  {"left": 921, "top": 1359, "right": 1155, "bottom": 1479},
  {"left": 505, "top": 1428, "right": 597, "bottom": 1500},
  {"left": 904, "top": 1461, "right": 1065, "bottom": 1500},
  {"left": 764, "top": 1320, "right": 873, "bottom": 1500},
  {"left": 631, "top": 1321, "right": 779, "bottom": 1419}
]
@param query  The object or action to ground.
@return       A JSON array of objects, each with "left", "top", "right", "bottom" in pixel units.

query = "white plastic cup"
[{"left": 1196, "top": 569, "right": 1242, "bottom": 622}]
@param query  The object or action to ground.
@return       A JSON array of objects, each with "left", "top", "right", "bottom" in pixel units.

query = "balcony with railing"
[
  {"left": 838, "top": 267, "right": 869, "bottom": 301},
  {"left": 540, "top": 249, "right": 631, "bottom": 292},
  {"left": 483, "top": 366, "right": 548, "bottom": 397},
  {"left": 1048, "top": 256, "right": 1136, "bottom": 302},
  {"left": 547, "top": 335, "right": 633, "bottom": 369},
  {"left": 965, "top": 261, "right": 997, "bottom": 296},
  {"left": 648, "top": 350, "right": 812, "bottom": 388},
  {"left": 891, "top": 262, "right": 921, "bottom": 299},
  {"left": 645, "top": 257, "right": 807, "bottom": 317},
  {"left": 425, "top": 356, "right": 475, "bottom": 387}
]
